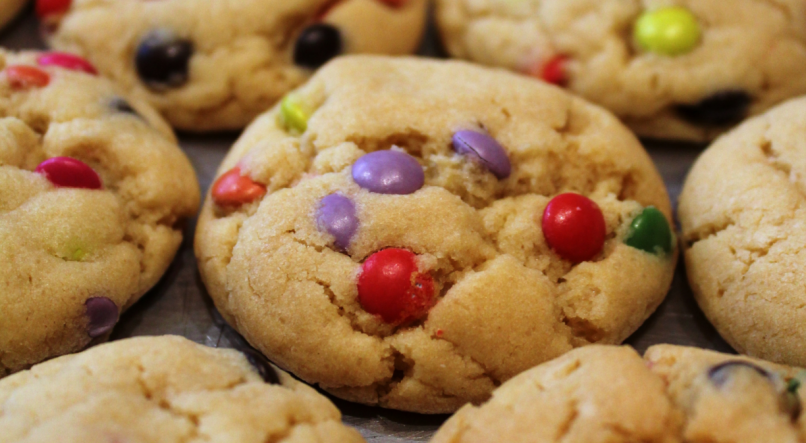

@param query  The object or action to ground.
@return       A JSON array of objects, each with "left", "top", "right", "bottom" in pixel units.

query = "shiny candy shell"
[
  {"left": 624, "top": 206, "right": 673, "bottom": 255},
  {"left": 358, "top": 248, "right": 435, "bottom": 324},
  {"left": 280, "top": 94, "right": 310, "bottom": 134},
  {"left": 352, "top": 150, "right": 424, "bottom": 195},
  {"left": 542, "top": 193, "right": 606, "bottom": 262},
  {"left": 211, "top": 166, "right": 267, "bottom": 207},
  {"left": 85, "top": 297, "right": 119, "bottom": 338},
  {"left": 36, "top": 0, "right": 71, "bottom": 18},
  {"left": 316, "top": 193, "right": 358, "bottom": 250},
  {"left": 37, "top": 52, "right": 98, "bottom": 75},
  {"left": 452, "top": 130, "right": 512, "bottom": 179},
  {"left": 5, "top": 65, "right": 50, "bottom": 89},
  {"left": 35, "top": 157, "right": 102, "bottom": 189},
  {"left": 634, "top": 6, "right": 701, "bottom": 56}
]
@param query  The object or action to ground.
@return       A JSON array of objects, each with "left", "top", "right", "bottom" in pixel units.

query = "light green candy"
[
  {"left": 634, "top": 6, "right": 701, "bottom": 56},
  {"left": 280, "top": 94, "right": 310, "bottom": 134}
]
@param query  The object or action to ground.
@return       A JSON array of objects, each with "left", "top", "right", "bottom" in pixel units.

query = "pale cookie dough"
[
  {"left": 432, "top": 344, "right": 806, "bottom": 443},
  {"left": 0, "top": 335, "right": 366, "bottom": 443},
  {"left": 679, "top": 97, "right": 806, "bottom": 367},
  {"left": 195, "top": 56, "right": 677, "bottom": 413},
  {"left": 646, "top": 344, "right": 806, "bottom": 443},
  {"left": 435, "top": 0, "right": 806, "bottom": 142},
  {"left": 42, "top": 0, "right": 427, "bottom": 131},
  {"left": 0, "top": 50, "right": 199, "bottom": 377},
  {"left": 0, "top": 0, "right": 26, "bottom": 30}
]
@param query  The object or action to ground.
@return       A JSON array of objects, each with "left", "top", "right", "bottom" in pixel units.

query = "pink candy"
[
  {"left": 35, "top": 157, "right": 102, "bottom": 189},
  {"left": 37, "top": 52, "right": 98, "bottom": 75}
]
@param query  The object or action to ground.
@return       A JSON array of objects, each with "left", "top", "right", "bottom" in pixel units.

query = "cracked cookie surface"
[
  {"left": 195, "top": 56, "right": 677, "bottom": 413},
  {"left": 0, "top": 335, "right": 366, "bottom": 443},
  {"left": 679, "top": 97, "right": 806, "bottom": 367},
  {"left": 43, "top": 0, "right": 427, "bottom": 131},
  {"left": 0, "top": 50, "right": 199, "bottom": 377},
  {"left": 432, "top": 344, "right": 806, "bottom": 443},
  {"left": 435, "top": 0, "right": 806, "bottom": 142}
]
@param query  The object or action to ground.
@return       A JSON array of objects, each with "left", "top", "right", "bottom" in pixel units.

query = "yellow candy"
[
  {"left": 634, "top": 7, "right": 701, "bottom": 56},
  {"left": 279, "top": 94, "right": 310, "bottom": 134}
]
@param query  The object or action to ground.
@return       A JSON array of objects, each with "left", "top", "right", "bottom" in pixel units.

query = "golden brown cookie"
[
  {"left": 0, "top": 49, "right": 199, "bottom": 377},
  {"left": 679, "top": 97, "right": 806, "bottom": 367},
  {"left": 195, "top": 56, "right": 677, "bottom": 413},
  {"left": 41, "top": 0, "right": 427, "bottom": 131},
  {"left": 0, "top": 336, "right": 366, "bottom": 443}
]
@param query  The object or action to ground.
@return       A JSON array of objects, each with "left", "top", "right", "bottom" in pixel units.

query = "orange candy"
[
  {"left": 211, "top": 166, "right": 266, "bottom": 207},
  {"left": 5, "top": 65, "right": 50, "bottom": 89}
]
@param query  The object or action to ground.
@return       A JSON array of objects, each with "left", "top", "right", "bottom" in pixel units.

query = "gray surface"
[{"left": 2, "top": 8, "right": 734, "bottom": 442}]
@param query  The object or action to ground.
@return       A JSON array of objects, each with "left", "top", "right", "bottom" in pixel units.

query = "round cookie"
[
  {"left": 0, "top": 0, "right": 26, "bottom": 31},
  {"left": 0, "top": 335, "right": 366, "bottom": 443},
  {"left": 195, "top": 56, "right": 677, "bottom": 413},
  {"left": 431, "top": 344, "right": 806, "bottom": 443},
  {"left": 39, "top": 0, "right": 428, "bottom": 131},
  {"left": 645, "top": 344, "right": 806, "bottom": 443},
  {"left": 679, "top": 97, "right": 806, "bottom": 366},
  {"left": 0, "top": 50, "right": 199, "bottom": 377},
  {"left": 435, "top": 0, "right": 806, "bottom": 142}
]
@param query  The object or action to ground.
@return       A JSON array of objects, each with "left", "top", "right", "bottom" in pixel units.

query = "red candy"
[
  {"left": 35, "top": 157, "right": 102, "bottom": 189},
  {"left": 541, "top": 55, "right": 568, "bottom": 86},
  {"left": 36, "top": 0, "right": 72, "bottom": 18},
  {"left": 358, "top": 248, "right": 435, "bottom": 324},
  {"left": 542, "top": 193, "right": 606, "bottom": 262},
  {"left": 5, "top": 65, "right": 50, "bottom": 89},
  {"left": 376, "top": 0, "right": 408, "bottom": 7},
  {"left": 37, "top": 52, "right": 97, "bottom": 75},
  {"left": 211, "top": 166, "right": 267, "bottom": 207}
]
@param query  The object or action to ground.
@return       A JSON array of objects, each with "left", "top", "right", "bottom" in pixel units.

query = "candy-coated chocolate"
[
  {"left": 624, "top": 206, "right": 673, "bottom": 255},
  {"left": 542, "top": 193, "right": 606, "bottom": 262},
  {"left": 37, "top": 52, "right": 97, "bottom": 75},
  {"left": 376, "top": 0, "right": 409, "bottom": 7},
  {"left": 358, "top": 248, "right": 434, "bottom": 324},
  {"left": 211, "top": 166, "right": 267, "bottom": 207},
  {"left": 241, "top": 348, "right": 281, "bottom": 384},
  {"left": 352, "top": 150, "right": 424, "bottom": 195},
  {"left": 35, "top": 157, "right": 102, "bottom": 189},
  {"left": 676, "top": 91, "right": 752, "bottom": 126},
  {"left": 136, "top": 29, "right": 193, "bottom": 89},
  {"left": 452, "top": 130, "right": 512, "bottom": 179},
  {"left": 5, "top": 65, "right": 50, "bottom": 89},
  {"left": 541, "top": 55, "right": 568, "bottom": 86},
  {"left": 85, "top": 297, "right": 119, "bottom": 338},
  {"left": 36, "top": 0, "right": 71, "bottom": 18},
  {"left": 109, "top": 97, "right": 141, "bottom": 117},
  {"left": 280, "top": 94, "right": 309, "bottom": 134},
  {"left": 316, "top": 194, "right": 358, "bottom": 250},
  {"left": 293, "top": 24, "right": 342, "bottom": 69},
  {"left": 634, "top": 7, "right": 701, "bottom": 56}
]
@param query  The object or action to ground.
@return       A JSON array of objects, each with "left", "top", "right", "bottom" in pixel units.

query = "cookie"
[
  {"left": 435, "top": 0, "right": 806, "bottom": 142},
  {"left": 679, "top": 97, "right": 806, "bottom": 366},
  {"left": 645, "top": 344, "right": 806, "bottom": 443},
  {"left": 0, "top": 0, "right": 26, "bottom": 30},
  {"left": 432, "top": 344, "right": 806, "bottom": 443},
  {"left": 195, "top": 55, "right": 677, "bottom": 413},
  {"left": 0, "top": 50, "right": 199, "bottom": 377},
  {"left": 0, "top": 335, "right": 366, "bottom": 443},
  {"left": 39, "top": 0, "right": 427, "bottom": 131}
]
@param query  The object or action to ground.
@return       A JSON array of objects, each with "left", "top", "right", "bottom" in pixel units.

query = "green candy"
[
  {"left": 279, "top": 94, "right": 309, "bottom": 134},
  {"left": 625, "top": 206, "right": 674, "bottom": 255},
  {"left": 634, "top": 6, "right": 701, "bottom": 56}
]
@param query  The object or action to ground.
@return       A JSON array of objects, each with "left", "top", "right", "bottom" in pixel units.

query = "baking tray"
[{"left": 1, "top": 7, "right": 735, "bottom": 442}]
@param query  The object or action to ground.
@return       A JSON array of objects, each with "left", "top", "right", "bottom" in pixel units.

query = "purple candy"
[
  {"left": 85, "top": 297, "right": 119, "bottom": 338},
  {"left": 351, "top": 150, "right": 424, "bottom": 195},
  {"left": 316, "top": 193, "right": 358, "bottom": 250},
  {"left": 452, "top": 130, "right": 512, "bottom": 179}
]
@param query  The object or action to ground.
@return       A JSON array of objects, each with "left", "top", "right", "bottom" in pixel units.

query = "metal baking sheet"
[{"left": 2, "top": 8, "right": 734, "bottom": 442}]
